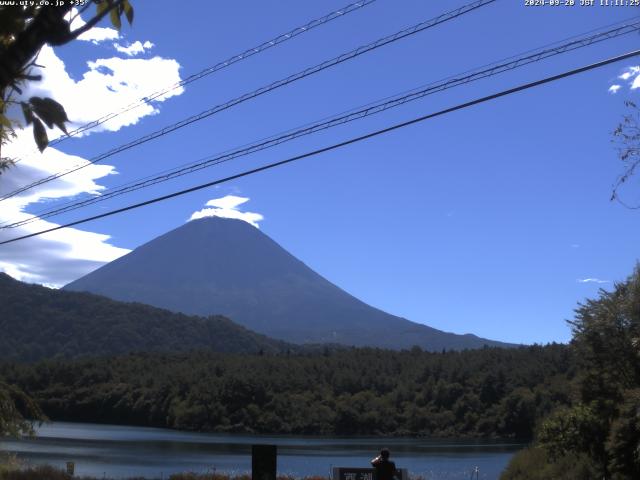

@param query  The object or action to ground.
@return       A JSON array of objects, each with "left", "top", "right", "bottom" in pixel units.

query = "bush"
[
  {"left": 0, "top": 465, "right": 71, "bottom": 480},
  {"left": 500, "top": 447, "right": 601, "bottom": 480},
  {"left": 0, "top": 454, "right": 20, "bottom": 475}
]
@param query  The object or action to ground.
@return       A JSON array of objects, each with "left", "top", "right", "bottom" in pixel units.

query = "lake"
[{"left": 0, "top": 422, "right": 524, "bottom": 480}]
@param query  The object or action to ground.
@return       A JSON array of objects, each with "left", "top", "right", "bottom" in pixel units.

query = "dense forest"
[
  {"left": 2, "top": 266, "right": 639, "bottom": 477},
  {"left": 0, "top": 344, "right": 572, "bottom": 439},
  {"left": 0, "top": 273, "right": 291, "bottom": 361}
]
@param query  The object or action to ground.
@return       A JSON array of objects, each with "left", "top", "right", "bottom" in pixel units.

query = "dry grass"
[
  {"left": 0, "top": 466, "right": 331, "bottom": 480},
  {"left": 0, "top": 454, "right": 21, "bottom": 473},
  {"left": 168, "top": 475, "right": 328, "bottom": 480},
  {"left": 0, "top": 465, "right": 72, "bottom": 480}
]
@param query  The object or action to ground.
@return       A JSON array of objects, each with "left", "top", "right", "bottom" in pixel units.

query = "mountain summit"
[{"left": 65, "top": 217, "right": 512, "bottom": 350}]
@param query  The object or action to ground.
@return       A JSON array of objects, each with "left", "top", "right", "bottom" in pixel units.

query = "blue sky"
[{"left": 1, "top": 0, "right": 639, "bottom": 345}]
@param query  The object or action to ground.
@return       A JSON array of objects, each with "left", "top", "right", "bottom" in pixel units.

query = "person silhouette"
[{"left": 371, "top": 448, "right": 399, "bottom": 480}]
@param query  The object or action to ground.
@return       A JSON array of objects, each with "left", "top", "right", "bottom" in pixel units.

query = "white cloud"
[
  {"left": 577, "top": 278, "right": 610, "bottom": 284},
  {"left": 114, "top": 40, "right": 155, "bottom": 56},
  {"left": 570, "top": 244, "right": 580, "bottom": 248},
  {"left": 619, "top": 66, "right": 639, "bottom": 81},
  {"left": 0, "top": 32, "right": 184, "bottom": 287},
  {"left": 69, "top": 8, "right": 119, "bottom": 43},
  {"left": 189, "top": 195, "right": 264, "bottom": 228},
  {"left": 22, "top": 45, "right": 183, "bottom": 137},
  {"left": 610, "top": 66, "right": 640, "bottom": 93},
  {"left": 0, "top": 130, "right": 130, "bottom": 287}
]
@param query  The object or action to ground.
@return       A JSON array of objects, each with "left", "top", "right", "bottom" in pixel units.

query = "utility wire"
[
  {"left": 4, "top": 18, "right": 639, "bottom": 230},
  {"left": 1, "top": 49, "right": 637, "bottom": 247},
  {"left": 48, "top": 0, "right": 378, "bottom": 145},
  {"left": 0, "top": 0, "right": 497, "bottom": 202}
]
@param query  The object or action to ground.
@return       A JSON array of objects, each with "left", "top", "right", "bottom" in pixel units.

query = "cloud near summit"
[{"left": 189, "top": 196, "right": 264, "bottom": 228}]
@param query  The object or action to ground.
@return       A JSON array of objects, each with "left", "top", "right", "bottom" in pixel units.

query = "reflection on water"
[{"left": 0, "top": 422, "right": 525, "bottom": 480}]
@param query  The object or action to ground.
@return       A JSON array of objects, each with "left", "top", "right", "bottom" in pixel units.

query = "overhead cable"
[
  {"left": 48, "top": 0, "right": 378, "bottom": 145},
  {"left": 1, "top": 48, "right": 637, "bottom": 246},
  {"left": 0, "top": 0, "right": 497, "bottom": 202},
  {"left": 4, "top": 18, "right": 639, "bottom": 229}
]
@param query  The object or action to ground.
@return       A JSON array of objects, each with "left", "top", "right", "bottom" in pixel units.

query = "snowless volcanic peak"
[{"left": 65, "top": 217, "right": 514, "bottom": 350}]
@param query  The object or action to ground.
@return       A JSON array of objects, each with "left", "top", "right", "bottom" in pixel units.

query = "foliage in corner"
[
  {"left": 0, "top": 381, "right": 45, "bottom": 438},
  {"left": 501, "top": 264, "right": 640, "bottom": 479},
  {"left": 612, "top": 100, "right": 640, "bottom": 208},
  {"left": 0, "top": 0, "right": 134, "bottom": 170}
]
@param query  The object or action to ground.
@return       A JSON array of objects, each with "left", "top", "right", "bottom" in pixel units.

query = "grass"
[{"left": 0, "top": 465, "right": 331, "bottom": 480}]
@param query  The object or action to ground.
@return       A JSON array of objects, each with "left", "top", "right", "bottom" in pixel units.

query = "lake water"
[{"left": 0, "top": 422, "right": 524, "bottom": 480}]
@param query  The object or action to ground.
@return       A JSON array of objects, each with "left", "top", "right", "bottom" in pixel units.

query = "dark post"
[{"left": 252, "top": 444, "right": 277, "bottom": 480}]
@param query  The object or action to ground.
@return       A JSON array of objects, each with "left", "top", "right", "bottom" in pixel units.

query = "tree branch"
[
  {"left": 0, "top": 5, "right": 73, "bottom": 91},
  {"left": 63, "top": 0, "right": 125, "bottom": 43},
  {"left": 0, "top": 0, "right": 125, "bottom": 91}
]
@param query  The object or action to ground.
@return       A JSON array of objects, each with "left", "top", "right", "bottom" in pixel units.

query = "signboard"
[
  {"left": 332, "top": 467, "right": 409, "bottom": 480},
  {"left": 252, "top": 444, "right": 277, "bottom": 480},
  {"left": 66, "top": 462, "right": 75, "bottom": 476}
]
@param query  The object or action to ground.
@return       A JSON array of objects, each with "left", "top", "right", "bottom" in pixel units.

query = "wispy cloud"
[
  {"left": 69, "top": 8, "right": 119, "bottom": 44},
  {"left": 609, "top": 66, "right": 640, "bottom": 94},
  {"left": 0, "top": 127, "right": 130, "bottom": 287},
  {"left": 189, "top": 196, "right": 264, "bottom": 228},
  {"left": 619, "top": 66, "right": 640, "bottom": 82},
  {"left": 577, "top": 278, "right": 610, "bottom": 284},
  {"left": 22, "top": 45, "right": 183, "bottom": 137},
  {"left": 114, "top": 40, "right": 155, "bottom": 56}
]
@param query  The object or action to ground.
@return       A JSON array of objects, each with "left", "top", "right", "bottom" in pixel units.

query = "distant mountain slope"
[
  {"left": 0, "top": 273, "right": 289, "bottom": 362},
  {"left": 65, "top": 217, "right": 515, "bottom": 350}
]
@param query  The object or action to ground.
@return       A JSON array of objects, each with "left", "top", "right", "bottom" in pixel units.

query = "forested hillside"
[
  {"left": 0, "top": 273, "right": 290, "bottom": 361},
  {"left": 0, "top": 344, "right": 573, "bottom": 438}
]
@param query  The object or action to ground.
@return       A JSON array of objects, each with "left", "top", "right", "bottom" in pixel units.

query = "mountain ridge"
[{"left": 64, "top": 217, "right": 516, "bottom": 350}]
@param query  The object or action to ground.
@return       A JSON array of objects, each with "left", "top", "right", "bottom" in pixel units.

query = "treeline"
[{"left": 0, "top": 343, "right": 573, "bottom": 439}]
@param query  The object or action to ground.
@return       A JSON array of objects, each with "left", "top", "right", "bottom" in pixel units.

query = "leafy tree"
[
  {"left": 503, "top": 265, "right": 640, "bottom": 477},
  {"left": 606, "top": 389, "right": 640, "bottom": 479},
  {"left": 611, "top": 100, "right": 640, "bottom": 208},
  {"left": 537, "top": 403, "right": 606, "bottom": 463},
  {"left": 0, "top": 0, "right": 134, "bottom": 171},
  {"left": 501, "top": 447, "right": 601, "bottom": 480},
  {"left": 0, "top": 381, "right": 44, "bottom": 438},
  {"left": 569, "top": 264, "right": 640, "bottom": 408}
]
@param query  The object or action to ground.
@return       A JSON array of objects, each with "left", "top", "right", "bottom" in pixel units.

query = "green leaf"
[
  {"left": 21, "top": 102, "right": 33, "bottom": 125},
  {"left": 32, "top": 117, "right": 48, "bottom": 153},
  {"left": 123, "top": 0, "right": 134, "bottom": 25},
  {"left": 47, "top": 20, "right": 71, "bottom": 46},
  {"left": 29, "top": 97, "right": 69, "bottom": 134},
  {"left": 96, "top": 1, "right": 110, "bottom": 16},
  {"left": 0, "top": 114, "right": 11, "bottom": 128},
  {"left": 17, "top": 73, "right": 42, "bottom": 82},
  {"left": 110, "top": 6, "right": 121, "bottom": 30}
]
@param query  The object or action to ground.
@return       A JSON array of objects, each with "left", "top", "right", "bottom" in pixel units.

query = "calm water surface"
[{"left": 0, "top": 422, "right": 525, "bottom": 480}]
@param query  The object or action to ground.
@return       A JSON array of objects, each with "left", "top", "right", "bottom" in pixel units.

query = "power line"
[
  {"left": 2, "top": 48, "right": 637, "bottom": 247},
  {"left": 0, "top": 0, "right": 497, "bottom": 202},
  {"left": 4, "top": 18, "right": 639, "bottom": 230},
  {"left": 47, "top": 0, "right": 378, "bottom": 145}
]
